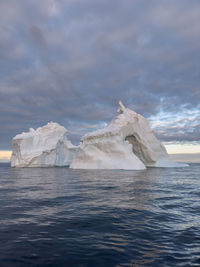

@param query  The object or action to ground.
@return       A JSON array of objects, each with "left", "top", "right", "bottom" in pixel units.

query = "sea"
[{"left": 0, "top": 163, "right": 199, "bottom": 267}]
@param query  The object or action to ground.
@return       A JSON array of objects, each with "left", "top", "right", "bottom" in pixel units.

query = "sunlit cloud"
[
  {"left": 0, "top": 151, "right": 12, "bottom": 162},
  {"left": 164, "top": 142, "right": 200, "bottom": 154}
]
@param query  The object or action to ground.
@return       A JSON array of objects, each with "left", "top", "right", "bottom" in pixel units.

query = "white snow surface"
[
  {"left": 70, "top": 101, "right": 188, "bottom": 169},
  {"left": 11, "top": 122, "right": 78, "bottom": 167}
]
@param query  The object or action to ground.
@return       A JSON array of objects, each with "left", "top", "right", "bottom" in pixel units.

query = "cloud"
[
  {"left": 0, "top": 0, "right": 200, "bottom": 149},
  {"left": 149, "top": 105, "right": 200, "bottom": 141}
]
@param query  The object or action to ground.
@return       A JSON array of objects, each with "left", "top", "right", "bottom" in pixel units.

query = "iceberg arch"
[{"left": 70, "top": 101, "right": 188, "bottom": 169}]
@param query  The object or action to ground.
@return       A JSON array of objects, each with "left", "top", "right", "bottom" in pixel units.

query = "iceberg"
[
  {"left": 70, "top": 101, "right": 188, "bottom": 169},
  {"left": 11, "top": 122, "right": 78, "bottom": 167}
]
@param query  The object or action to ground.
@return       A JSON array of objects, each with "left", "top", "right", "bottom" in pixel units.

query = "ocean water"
[{"left": 0, "top": 163, "right": 200, "bottom": 267}]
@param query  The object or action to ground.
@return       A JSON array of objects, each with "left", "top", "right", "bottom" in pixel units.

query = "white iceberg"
[
  {"left": 11, "top": 122, "right": 78, "bottom": 167},
  {"left": 70, "top": 101, "right": 188, "bottom": 169}
]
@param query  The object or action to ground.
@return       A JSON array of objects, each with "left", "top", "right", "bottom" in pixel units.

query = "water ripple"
[{"left": 0, "top": 163, "right": 199, "bottom": 266}]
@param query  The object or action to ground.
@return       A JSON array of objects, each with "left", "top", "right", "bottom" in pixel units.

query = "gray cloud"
[{"left": 0, "top": 0, "right": 200, "bottom": 149}]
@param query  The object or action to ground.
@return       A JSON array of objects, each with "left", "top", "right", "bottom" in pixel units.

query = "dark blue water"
[{"left": 0, "top": 163, "right": 200, "bottom": 267}]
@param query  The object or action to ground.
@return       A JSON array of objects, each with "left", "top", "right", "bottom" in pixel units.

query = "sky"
[{"left": 0, "top": 0, "right": 200, "bottom": 158}]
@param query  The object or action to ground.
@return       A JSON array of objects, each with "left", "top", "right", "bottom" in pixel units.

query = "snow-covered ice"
[
  {"left": 11, "top": 122, "right": 78, "bottom": 167},
  {"left": 70, "top": 101, "right": 188, "bottom": 169}
]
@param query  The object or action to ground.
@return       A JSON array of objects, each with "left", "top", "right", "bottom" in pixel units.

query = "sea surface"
[{"left": 0, "top": 163, "right": 200, "bottom": 267}]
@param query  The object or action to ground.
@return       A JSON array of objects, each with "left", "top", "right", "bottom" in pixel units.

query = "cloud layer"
[{"left": 0, "top": 0, "right": 200, "bottom": 148}]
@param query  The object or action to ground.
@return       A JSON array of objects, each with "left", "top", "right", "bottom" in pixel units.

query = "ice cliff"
[
  {"left": 70, "top": 101, "right": 188, "bottom": 169},
  {"left": 11, "top": 122, "right": 78, "bottom": 167}
]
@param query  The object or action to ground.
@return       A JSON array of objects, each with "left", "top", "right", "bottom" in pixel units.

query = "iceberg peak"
[
  {"left": 117, "top": 100, "right": 126, "bottom": 114},
  {"left": 11, "top": 122, "right": 78, "bottom": 167}
]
